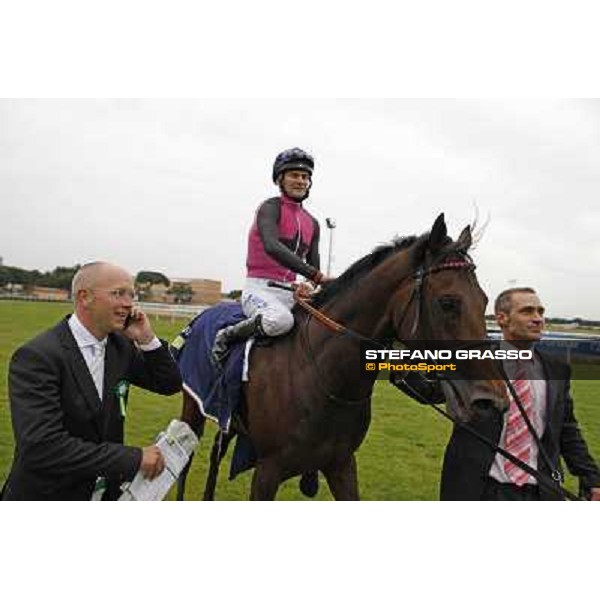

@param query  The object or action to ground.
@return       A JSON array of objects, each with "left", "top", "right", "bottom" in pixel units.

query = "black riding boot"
[{"left": 211, "top": 315, "right": 264, "bottom": 369}]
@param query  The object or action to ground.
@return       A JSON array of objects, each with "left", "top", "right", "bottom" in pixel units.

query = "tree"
[
  {"left": 0, "top": 266, "right": 45, "bottom": 291},
  {"left": 135, "top": 271, "right": 171, "bottom": 300},
  {"left": 37, "top": 265, "right": 81, "bottom": 291},
  {"left": 0, "top": 266, "right": 33, "bottom": 287},
  {"left": 226, "top": 289, "right": 242, "bottom": 301}
]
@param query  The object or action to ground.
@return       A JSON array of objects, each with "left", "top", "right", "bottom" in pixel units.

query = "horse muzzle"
[{"left": 441, "top": 379, "right": 509, "bottom": 422}]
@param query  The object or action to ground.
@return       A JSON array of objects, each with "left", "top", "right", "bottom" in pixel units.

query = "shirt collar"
[
  {"left": 499, "top": 339, "right": 520, "bottom": 352},
  {"left": 499, "top": 338, "right": 542, "bottom": 378},
  {"left": 68, "top": 313, "right": 107, "bottom": 349}
]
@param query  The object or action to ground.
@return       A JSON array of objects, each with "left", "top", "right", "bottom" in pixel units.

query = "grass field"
[{"left": 1, "top": 300, "right": 598, "bottom": 500}]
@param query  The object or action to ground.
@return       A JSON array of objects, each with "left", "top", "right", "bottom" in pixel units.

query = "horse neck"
[
  {"left": 294, "top": 250, "right": 415, "bottom": 404},
  {"left": 324, "top": 248, "right": 415, "bottom": 339}
]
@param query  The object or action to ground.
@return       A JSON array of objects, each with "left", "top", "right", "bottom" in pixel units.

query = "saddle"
[
  {"left": 172, "top": 302, "right": 248, "bottom": 432},
  {"left": 172, "top": 303, "right": 274, "bottom": 479},
  {"left": 173, "top": 303, "right": 318, "bottom": 493}
]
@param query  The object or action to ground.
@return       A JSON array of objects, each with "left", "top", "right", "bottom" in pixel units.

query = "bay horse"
[{"left": 177, "top": 213, "right": 508, "bottom": 500}]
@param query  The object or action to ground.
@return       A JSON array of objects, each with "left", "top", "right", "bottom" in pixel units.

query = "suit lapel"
[
  {"left": 537, "top": 351, "right": 562, "bottom": 467},
  {"left": 57, "top": 319, "right": 103, "bottom": 432},
  {"left": 538, "top": 350, "right": 558, "bottom": 425}
]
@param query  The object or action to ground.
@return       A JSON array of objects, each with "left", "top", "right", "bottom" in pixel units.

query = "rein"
[
  {"left": 268, "top": 281, "right": 389, "bottom": 406},
  {"left": 267, "top": 256, "right": 473, "bottom": 404},
  {"left": 296, "top": 295, "right": 386, "bottom": 345},
  {"left": 274, "top": 257, "right": 476, "bottom": 343},
  {"left": 377, "top": 258, "right": 576, "bottom": 499},
  {"left": 268, "top": 250, "right": 581, "bottom": 501},
  {"left": 402, "top": 378, "right": 581, "bottom": 501}
]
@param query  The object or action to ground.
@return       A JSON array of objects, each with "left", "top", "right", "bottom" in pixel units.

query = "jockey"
[{"left": 212, "top": 147, "right": 330, "bottom": 367}]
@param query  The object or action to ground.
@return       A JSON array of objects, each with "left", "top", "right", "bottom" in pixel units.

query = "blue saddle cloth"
[{"left": 173, "top": 302, "right": 256, "bottom": 478}]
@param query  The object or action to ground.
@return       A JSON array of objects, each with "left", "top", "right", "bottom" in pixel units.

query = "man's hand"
[
  {"left": 122, "top": 306, "right": 155, "bottom": 345},
  {"left": 590, "top": 487, "right": 600, "bottom": 501},
  {"left": 139, "top": 445, "right": 165, "bottom": 480}
]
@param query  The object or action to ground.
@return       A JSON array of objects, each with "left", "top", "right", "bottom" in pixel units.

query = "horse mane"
[
  {"left": 310, "top": 225, "right": 472, "bottom": 309},
  {"left": 311, "top": 235, "right": 420, "bottom": 309}
]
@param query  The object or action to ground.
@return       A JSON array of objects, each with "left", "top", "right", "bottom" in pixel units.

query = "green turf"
[{"left": 1, "top": 300, "right": 598, "bottom": 500}]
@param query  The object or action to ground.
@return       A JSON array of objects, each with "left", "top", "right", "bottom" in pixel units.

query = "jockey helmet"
[{"left": 272, "top": 147, "right": 314, "bottom": 183}]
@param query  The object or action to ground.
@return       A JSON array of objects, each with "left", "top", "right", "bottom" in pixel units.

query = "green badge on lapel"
[{"left": 114, "top": 379, "right": 130, "bottom": 418}]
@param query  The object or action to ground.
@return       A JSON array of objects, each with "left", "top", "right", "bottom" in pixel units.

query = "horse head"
[{"left": 385, "top": 213, "right": 508, "bottom": 420}]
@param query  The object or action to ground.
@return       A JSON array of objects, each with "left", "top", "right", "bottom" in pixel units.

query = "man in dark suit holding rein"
[
  {"left": 1, "top": 261, "right": 182, "bottom": 500},
  {"left": 441, "top": 287, "right": 600, "bottom": 501}
]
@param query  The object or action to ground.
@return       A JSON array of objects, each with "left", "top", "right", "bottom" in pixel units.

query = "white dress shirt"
[{"left": 68, "top": 314, "right": 161, "bottom": 401}]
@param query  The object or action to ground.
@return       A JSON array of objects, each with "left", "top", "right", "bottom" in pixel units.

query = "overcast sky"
[{"left": 1, "top": 99, "right": 599, "bottom": 319}]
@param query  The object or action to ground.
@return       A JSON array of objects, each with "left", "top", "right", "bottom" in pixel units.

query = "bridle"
[
  {"left": 393, "top": 255, "right": 476, "bottom": 339},
  {"left": 268, "top": 250, "right": 582, "bottom": 501},
  {"left": 268, "top": 252, "right": 476, "bottom": 404},
  {"left": 392, "top": 256, "right": 579, "bottom": 499}
]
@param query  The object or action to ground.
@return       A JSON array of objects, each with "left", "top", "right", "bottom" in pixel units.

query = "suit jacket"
[
  {"left": 440, "top": 350, "right": 600, "bottom": 500},
  {"left": 2, "top": 316, "right": 182, "bottom": 501}
]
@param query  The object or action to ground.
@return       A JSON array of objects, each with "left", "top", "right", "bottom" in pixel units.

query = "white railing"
[{"left": 138, "top": 302, "right": 210, "bottom": 322}]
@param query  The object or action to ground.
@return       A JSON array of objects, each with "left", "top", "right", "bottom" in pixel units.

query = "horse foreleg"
[
  {"left": 176, "top": 390, "right": 206, "bottom": 501},
  {"left": 322, "top": 455, "right": 360, "bottom": 501},
  {"left": 177, "top": 452, "right": 196, "bottom": 501},
  {"left": 249, "top": 458, "right": 282, "bottom": 501}
]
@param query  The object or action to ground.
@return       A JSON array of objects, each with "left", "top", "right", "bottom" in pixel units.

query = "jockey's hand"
[{"left": 294, "top": 281, "right": 316, "bottom": 300}]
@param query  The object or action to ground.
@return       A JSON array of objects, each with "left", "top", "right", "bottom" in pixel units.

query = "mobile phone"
[{"left": 123, "top": 312, "right": 134, "bottom": 329}]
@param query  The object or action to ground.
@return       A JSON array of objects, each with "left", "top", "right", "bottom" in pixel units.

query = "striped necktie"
[{"left": 503, "top": 361, "right": 535, "bottom": 486}]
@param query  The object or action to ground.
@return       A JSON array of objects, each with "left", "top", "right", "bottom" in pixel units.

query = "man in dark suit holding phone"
[{"left": 1, "top": 261, "right": 182, "bottom": 500}]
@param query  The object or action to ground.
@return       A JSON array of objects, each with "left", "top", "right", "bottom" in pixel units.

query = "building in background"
[
  {"left": 147, "top": 278, "right": 222, "bottom": 305},
  {"left": 30, "top": 286, "right": 70, "bottom": 301}
]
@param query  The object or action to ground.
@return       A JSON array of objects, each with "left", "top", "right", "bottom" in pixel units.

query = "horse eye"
[{"left": 438, "top": 296, "right": 460, "bottom": 313}]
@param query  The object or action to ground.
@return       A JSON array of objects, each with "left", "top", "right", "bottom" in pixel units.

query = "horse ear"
[
  {"left": 429, "top": 213, "right": 447, "bottom": 252},
  {"left": 456, "top": 225, "right": 472, "bottom": 251}
]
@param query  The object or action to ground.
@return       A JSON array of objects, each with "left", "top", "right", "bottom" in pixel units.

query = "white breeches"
[{"left": 241, "top": 277, "right": 295, "bottom": 337}]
